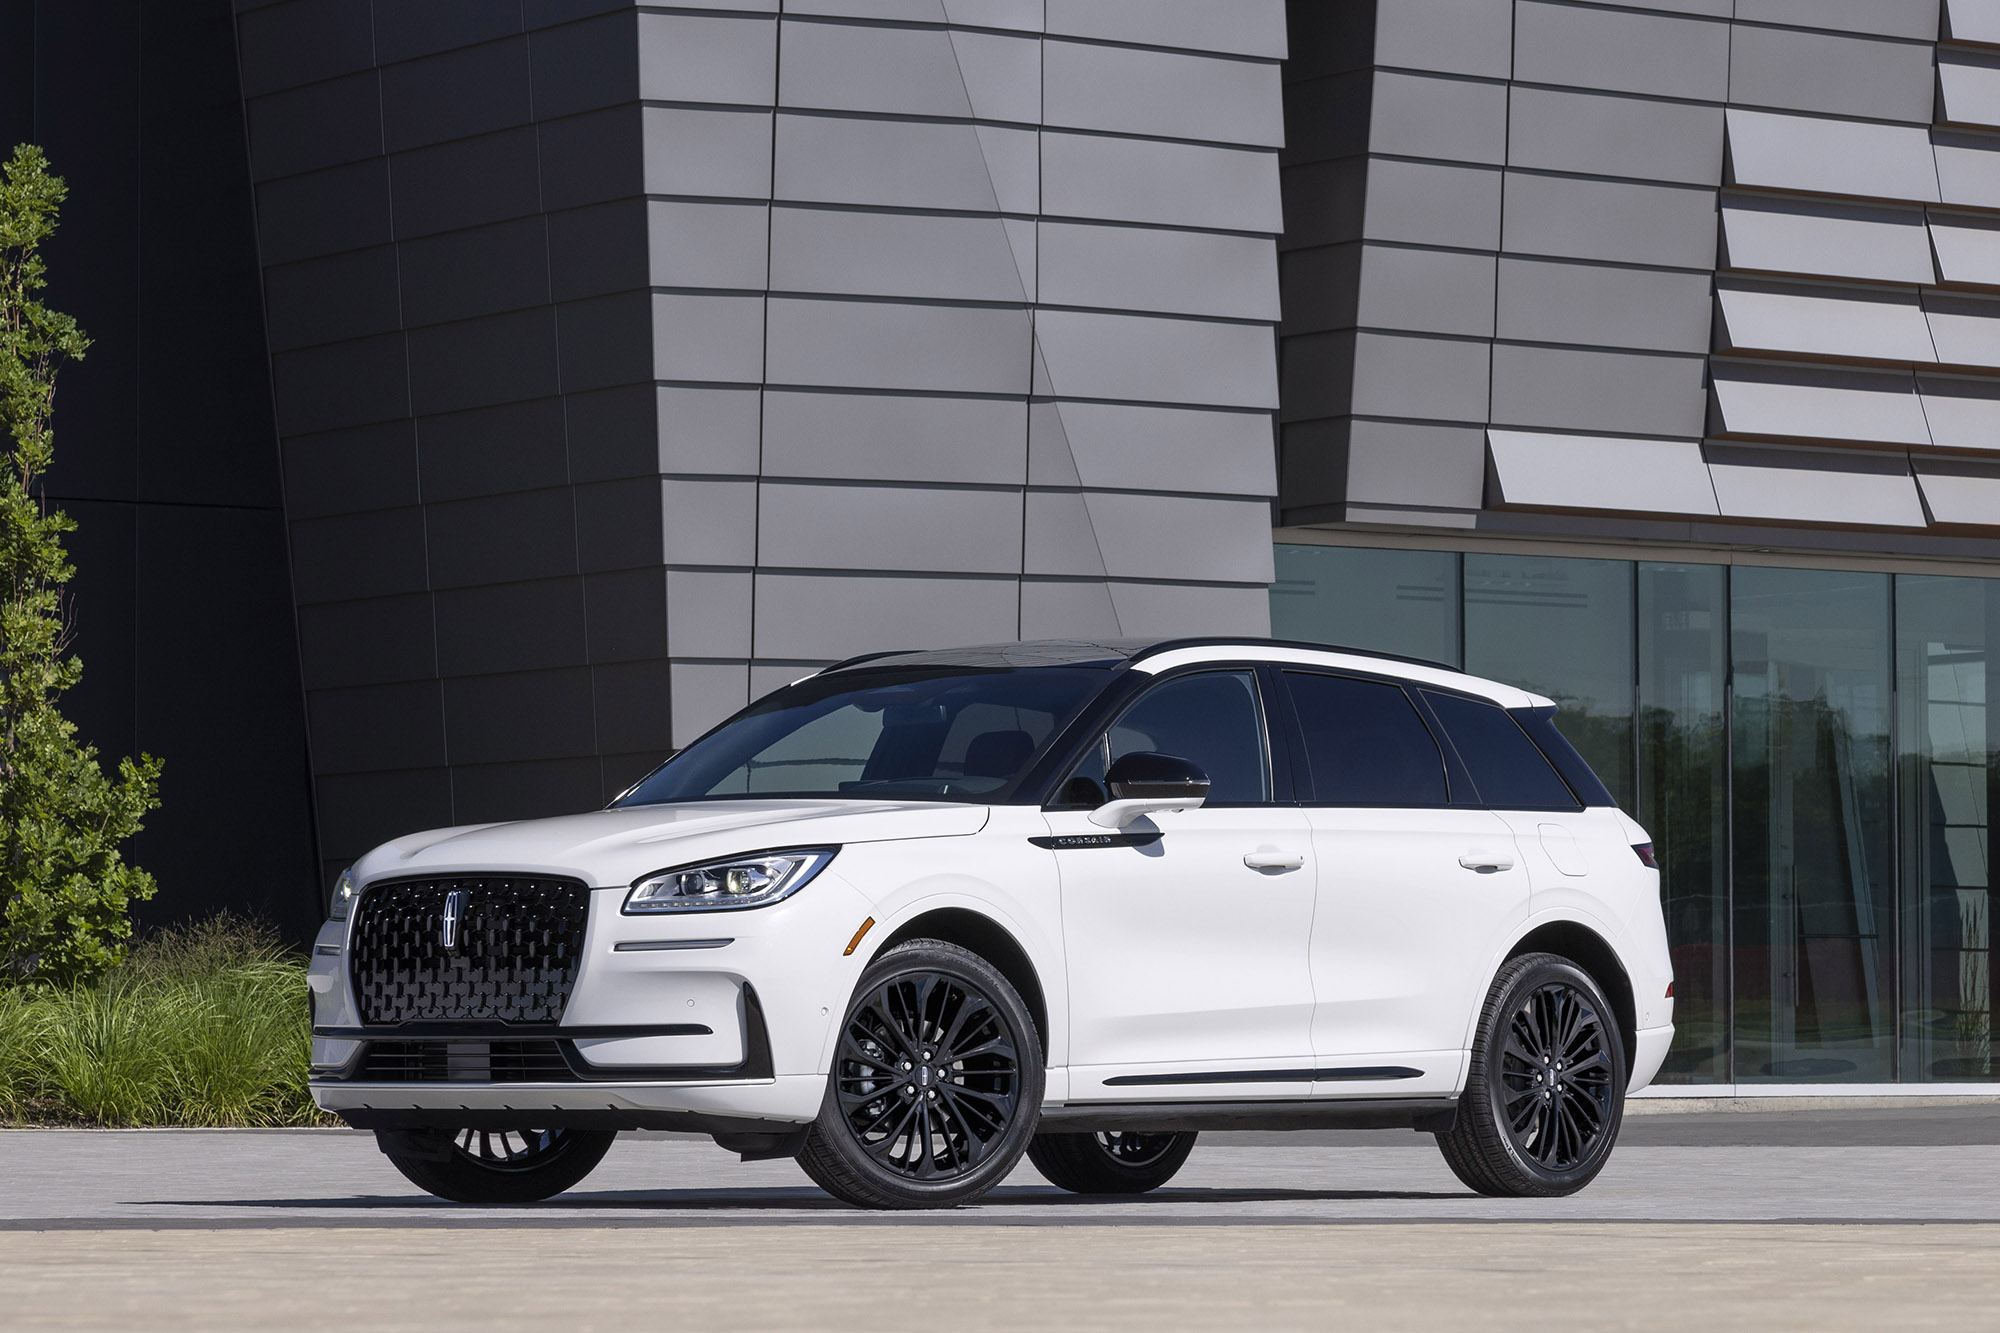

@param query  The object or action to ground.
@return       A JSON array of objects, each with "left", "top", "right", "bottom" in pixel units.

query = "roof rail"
[
  {"left": 1125, "top": 636, "right": 1462, "bottom": 675},
  {"left": 815, "top": 650, "right": 912, "bottom": 674}
]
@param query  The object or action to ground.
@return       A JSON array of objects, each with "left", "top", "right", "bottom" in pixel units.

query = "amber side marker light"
[{"left": 844, "top": 916, "right": 875, "bottom": 957}]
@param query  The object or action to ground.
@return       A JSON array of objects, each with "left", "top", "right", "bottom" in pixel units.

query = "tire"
[
  {"left": 1028, "top": 1130, "right": 1197, "bottom": 1195},
  {"left": 379, "top": 1127, "right": 617, "bottom": 1204},
  {"left": 1437, "top": 952, "right": 1627, "bottom": 1198},
  {"left": 797, "top": 939, "right": 1045, "bottom": 1209}
]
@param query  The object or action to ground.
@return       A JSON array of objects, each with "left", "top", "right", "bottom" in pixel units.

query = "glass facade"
[
  {"left": 1896, "top": 576, "right": 1998, "bottom": 1081},
  {"left": 1274, "top": 543, "right": 2000, "bottom": 1083}
]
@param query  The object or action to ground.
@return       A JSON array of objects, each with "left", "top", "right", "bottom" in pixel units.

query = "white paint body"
[{"left": 309, "top": 643, "right": 1674, "bottom": 1128}]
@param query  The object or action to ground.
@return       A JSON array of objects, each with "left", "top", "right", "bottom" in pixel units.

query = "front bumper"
[{"left": 308, "top": 872, "right": 876, "bottom": 1126}]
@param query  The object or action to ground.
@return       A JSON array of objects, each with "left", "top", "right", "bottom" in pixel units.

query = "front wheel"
[
  {"left": 379, "top": 1127, "right": 617, "bottom": 1204},
  {"left": 1028, "top": 1130, "right": 1198, "bottom": 1195},
  {"left": 1436, "top": 952, "right": 1626, "bottom": 1198},
  {"left": 796, "top": 939, "right": 1044, "bottom": 1209}
]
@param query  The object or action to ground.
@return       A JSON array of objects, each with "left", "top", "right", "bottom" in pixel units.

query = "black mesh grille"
[
  {"left": 357, "top": 1040, "right": 577, "bottom": 1083},
  {"left": 349, "top": 877, "right": 590, "bottom": 1025}
]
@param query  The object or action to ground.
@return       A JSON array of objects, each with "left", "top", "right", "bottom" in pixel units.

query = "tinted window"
[
  {"left": 1515, "top": 707, "right": 1615, "bottom": 807},
  {"left": 1285, "top": 672, "right": 1447, "bottom": 806},
  {"left": 1063, "top": 671, "right": 1270, "bottom": 806},
  {"left": 617, "top": 667, "right": 1107, "bottom": 804},
  {"left": 1422, "top": 691, "right": 1580, "bottom": 810}
]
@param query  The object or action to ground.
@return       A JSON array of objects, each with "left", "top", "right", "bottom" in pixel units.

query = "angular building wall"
[
  {"left": 6, "top": 0, "right": 322, "bottom": 938},
  {"left": 234, "top": 1, "right": 1288, "bottom": 890},
  {"left": 1280, "top": 0, "right": 2000, "bottom": 556}
]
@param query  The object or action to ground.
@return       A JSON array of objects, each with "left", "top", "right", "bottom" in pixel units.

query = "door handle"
[
  {"left": 1244, "top": 849, "right": 1305, "bottom": 871},
  {"left": 1459, "top": 850, "right": 1515, "bottom": 873}
]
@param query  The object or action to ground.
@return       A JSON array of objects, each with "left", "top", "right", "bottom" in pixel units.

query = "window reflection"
[
  {"left": 1640, "top": 564, "right": 1729, "bottom": 1082},
  {"left": 1897, "top": 576, "right": 1996, "bottom": 1081},
  {"left": 1465, "top": 554, "right": 1635, "bottom": 808},
  {"left": 1731, "top": 568, "right": 1893, "bottom": 1082},
  {"left": 1270, "top": 545, "right": 1459, "bottom": 666}
]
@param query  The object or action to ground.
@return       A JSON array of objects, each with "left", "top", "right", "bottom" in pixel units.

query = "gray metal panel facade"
[
  {"left": 1279, "top": 0, "right": 2000, "bottom": 554},
  {"left": 236, "top": 0, "right": 1286, "bottom": 881}
]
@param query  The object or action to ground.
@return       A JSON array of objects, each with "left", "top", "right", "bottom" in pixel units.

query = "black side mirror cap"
[{"left": 1105, "top": 751, "right": 1210, "bottom": 804}]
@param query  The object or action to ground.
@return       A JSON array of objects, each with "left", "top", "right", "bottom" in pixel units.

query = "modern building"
[{"left": 8, "top": 0, "right": 1999, "bottom": 1089}]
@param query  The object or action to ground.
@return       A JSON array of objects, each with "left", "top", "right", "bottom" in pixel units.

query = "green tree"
[{"left": 0, "top": 144, "right": 161, "bottom": 986}]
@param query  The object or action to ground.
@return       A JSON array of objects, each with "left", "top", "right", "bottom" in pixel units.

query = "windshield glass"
[{"left": 615, "top": 667, "right": 1111, "bottom": 805}]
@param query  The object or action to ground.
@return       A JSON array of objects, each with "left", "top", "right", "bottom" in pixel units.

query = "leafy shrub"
[
  {"left": 0, "top": 143, "right": 162, "bottom": 987},
  {"left": 0, "top": 914, "right": 329, "bottom": 1126}
]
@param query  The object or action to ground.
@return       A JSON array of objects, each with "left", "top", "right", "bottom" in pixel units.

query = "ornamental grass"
[{"left": 0, "top": 915, "right": 331, "bottom": 1126}]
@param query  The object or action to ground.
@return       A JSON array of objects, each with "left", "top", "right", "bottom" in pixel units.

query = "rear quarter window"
[{"left": 1422, "top": 690, "right": 1580, "bottom": 811}]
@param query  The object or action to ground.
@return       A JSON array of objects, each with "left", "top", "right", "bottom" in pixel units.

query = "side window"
[
  {"left": 1062, "top": 671, "right": 1271, "bottom": 806},
  {"left": 1422, "top": 691, "right": 1580, "bottom": 810},
  {"left": 1284, "top": 672, "right": 1448, "bottom": 806}
]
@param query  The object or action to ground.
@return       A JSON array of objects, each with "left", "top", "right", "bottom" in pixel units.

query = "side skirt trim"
[
  {"left": 1039, "top": 1097, "right": 1458, "bottom": 1133},
  {"left": 1101, "top": 1066, "right": 1424, "bottom": 1087}
]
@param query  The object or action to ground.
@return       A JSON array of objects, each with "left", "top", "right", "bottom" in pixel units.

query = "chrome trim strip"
[{"left": 613, "top": 938, "right": 735, "bottom": 952}]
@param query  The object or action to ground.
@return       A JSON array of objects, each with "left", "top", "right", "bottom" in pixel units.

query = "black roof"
[{"left": 819, "top": 637, "right": 1459, "bottom": 675}]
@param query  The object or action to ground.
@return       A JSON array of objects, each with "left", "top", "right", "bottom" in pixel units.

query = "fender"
[
  {"left": 811, "top": 887, "right": 1069, "bottom": 1077},
  {"left": 1458, "top": 906, "right": 1640, "bottom": 1060}
]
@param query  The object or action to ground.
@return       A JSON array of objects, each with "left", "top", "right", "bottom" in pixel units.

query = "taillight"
[{"left": 1632, "top": 842, "right": 1657, "bottom": 869}]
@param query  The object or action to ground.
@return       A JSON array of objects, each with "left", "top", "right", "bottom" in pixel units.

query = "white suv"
[{"left": 309, "top": 638, "right": 1673, "bottom": 1209}]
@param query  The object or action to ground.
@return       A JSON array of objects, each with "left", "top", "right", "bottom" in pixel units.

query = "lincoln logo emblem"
[{"left": 440, "top": 889, "right": 467, "bottom": 952}]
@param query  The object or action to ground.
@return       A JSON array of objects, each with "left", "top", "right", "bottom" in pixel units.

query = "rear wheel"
[
  {"left": 1028, "top": 1130, "right": 1198, "bottom": 1195},
  {"left": 1437, "top": 952, "right": 1626, "bottom": 1198},
  {"left": 797, "top": 939, "right": 1044, "bottom": 1209},
  {"left": 379, "top": 1127, "right": 617, "bottom": 1204}
]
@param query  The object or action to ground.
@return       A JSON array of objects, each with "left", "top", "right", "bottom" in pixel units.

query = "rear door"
[{"left": 1279, "top": 670, "right": 1533, "bottom": 1097}]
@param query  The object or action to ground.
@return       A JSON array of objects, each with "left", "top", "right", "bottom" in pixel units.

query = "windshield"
[{"left": 614, "top": 667, "right": 1112, "bottom": 805}]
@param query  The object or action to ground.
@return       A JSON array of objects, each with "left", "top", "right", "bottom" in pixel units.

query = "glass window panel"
[
  {"left": 1066, "top": 672, "right": 1271, "bottom": 806},
  {"left": 1639, "top": 562, "right": 1730, "bottom": 1083},
  {"left": 1271, "top": 544, "right": 1461, "bottom": 666},
  {"left": 1731, "top": 567, "right": 1893, "bottom": 1083},
  {"left": 1464, "top": 554, "right": 1635, "bottom": 807},
  {"left": 1284, "top": 672, "right": 1449, "bottom": 807},
  {"left": 1896, "top": 575, "right": 1998, "bottom": 1082},
  {"left": 1423, "top": 691, "right": 1579, "bottom": 811}
]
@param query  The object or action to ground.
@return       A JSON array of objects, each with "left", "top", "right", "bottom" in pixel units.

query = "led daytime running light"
[{"left": 624, "top": 847, "right": 837, "bottom": 913}]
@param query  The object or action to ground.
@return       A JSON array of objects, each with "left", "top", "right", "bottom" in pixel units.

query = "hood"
[{"left": 351, "top": 799, "right": 991, "bottom": 888}]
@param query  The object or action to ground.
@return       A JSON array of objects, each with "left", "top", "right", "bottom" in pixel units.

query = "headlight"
[
  {"left": 624, "top": 847, "right": 837, "bottom": 913},
  {"left": 328, "top": 866, "right": 359, "bottom": 921}
]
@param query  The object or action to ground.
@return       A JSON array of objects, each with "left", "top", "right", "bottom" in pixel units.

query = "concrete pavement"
[{"left": 2, "top": 1108, "right": 1996, "bottom": 1328}]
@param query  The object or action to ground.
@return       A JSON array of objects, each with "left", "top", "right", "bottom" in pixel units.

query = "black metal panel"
[{"left": 349, "top": 876, "right": 590, "bottom": 1025}]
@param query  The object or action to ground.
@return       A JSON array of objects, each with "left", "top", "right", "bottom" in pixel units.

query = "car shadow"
[{"left": 136, "top": 1184, "right": 1466, "bottom": 1213}]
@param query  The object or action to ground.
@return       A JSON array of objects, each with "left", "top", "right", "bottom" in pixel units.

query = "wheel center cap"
[{"left": 918, "top": 1065, "right": 932, "bottom": 1087}]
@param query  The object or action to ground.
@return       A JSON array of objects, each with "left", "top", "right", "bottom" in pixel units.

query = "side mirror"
[{"left": 1089, "top": 752, "right": 1211, "bottom": 829}]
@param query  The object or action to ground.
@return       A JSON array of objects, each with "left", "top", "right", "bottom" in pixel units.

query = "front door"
[{"left": 1048, "top": 669, "right": 1319, "bottom": 1099}]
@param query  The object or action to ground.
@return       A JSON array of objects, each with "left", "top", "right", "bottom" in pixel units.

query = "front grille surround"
[{"left": 349, "top": 876, "right": 591, "bottom": 1026}]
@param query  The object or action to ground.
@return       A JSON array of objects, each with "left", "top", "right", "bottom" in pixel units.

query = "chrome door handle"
[
  {"left": 1244, "top": 849, "right": 1305, "bottom": 871},
  {"left": 1459, "top": 851, "right": 1515, "bottom": 873}
]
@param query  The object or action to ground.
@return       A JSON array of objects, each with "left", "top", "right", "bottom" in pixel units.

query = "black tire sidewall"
[
  {"left": 1468, "top": 954, "right": 1627, "bottom": 1196},
  {"left": 1028, "top": 1130, "right": 1198, "bottom": 1194},
  {"left": 381, "top": 1127, "right": 617, "bottom": 1204},
  {"left": 805, "top": 939, "right": 1045, "bottom": 1208}
]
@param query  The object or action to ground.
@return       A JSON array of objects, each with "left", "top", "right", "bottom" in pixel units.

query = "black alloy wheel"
[
  {"left": 797, "top": 939, "right": 1044, "bottom": 1209},
  {"left": 379, "top": 1125, "right": 617, "bottom": 1204},
  {"left": 1437, "top": 952, "right": 1626, "bottom": 1198},
  {"left": 1028, "top": 1129, "right": 1198, "bottom": 1195}
]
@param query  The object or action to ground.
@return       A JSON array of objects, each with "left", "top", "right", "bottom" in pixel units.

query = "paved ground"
[{"left": 4, "top": 1107, "right": 1998, "bottom": 1328}]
